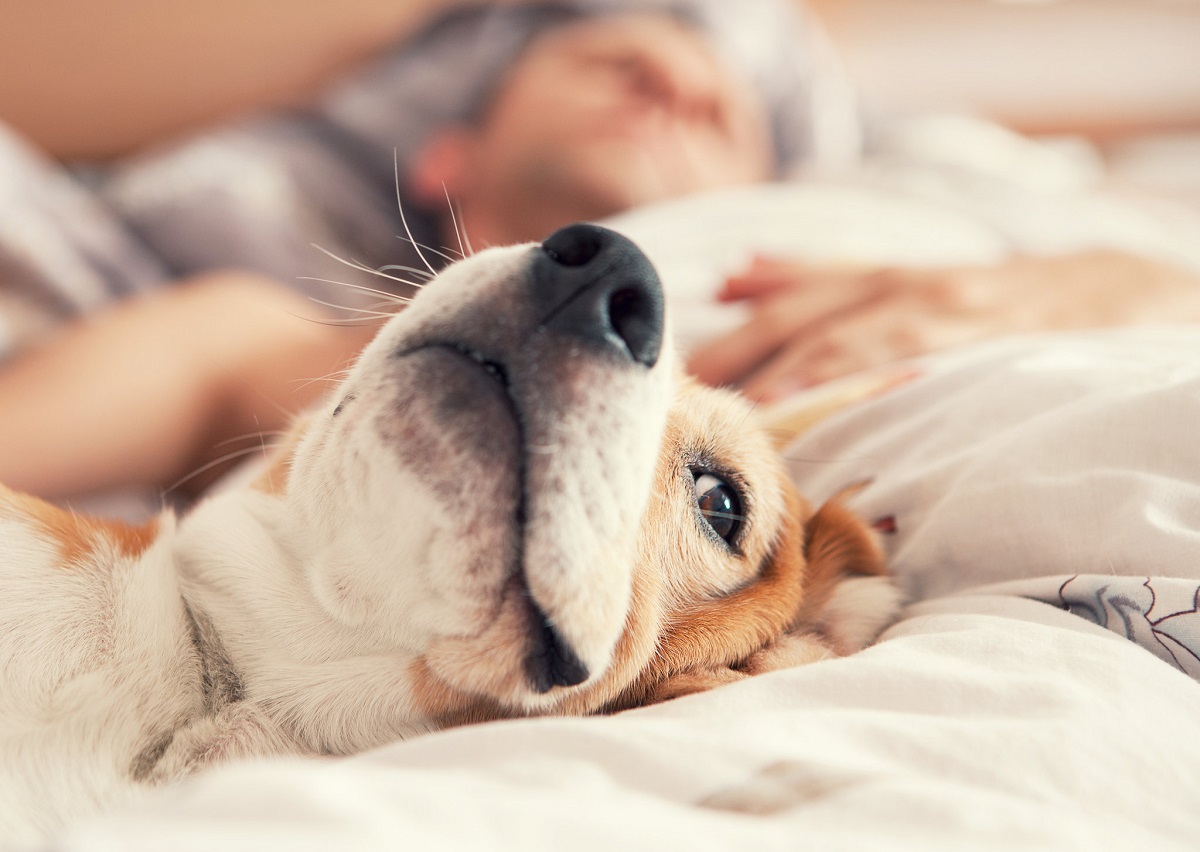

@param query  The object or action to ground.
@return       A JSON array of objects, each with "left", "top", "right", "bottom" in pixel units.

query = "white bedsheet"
[{"left": 58, "top": 599, "right": 1200, "bottom": 851}]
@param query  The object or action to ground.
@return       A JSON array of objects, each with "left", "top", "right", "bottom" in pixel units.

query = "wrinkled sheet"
[{"left": 57, "top": 598, "right": 1200, "bottom": 851}]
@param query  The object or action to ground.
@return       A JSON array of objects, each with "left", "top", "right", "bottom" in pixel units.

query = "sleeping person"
[
  {"left": 0, "top": 0, "right": 1196, "bottom": 504},
  {"left": 0, "top": 0, "right": 810, "bottom": 501}
]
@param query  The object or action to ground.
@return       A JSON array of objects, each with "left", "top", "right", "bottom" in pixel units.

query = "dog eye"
[{"left": 692, "top": 471, "right": 743, "bottom": 546}]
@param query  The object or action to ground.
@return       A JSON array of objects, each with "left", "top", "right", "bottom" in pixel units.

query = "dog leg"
[{"left": 139, "top": 704, "right": 298, "bottom": 784}]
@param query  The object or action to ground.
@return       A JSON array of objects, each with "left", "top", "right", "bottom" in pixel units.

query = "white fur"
[
  {"left": 0, "top": 241, "right": 674, "bottom": 839},
  {"left": 818, "top": 576, "right": 905, "bottom": 654}
]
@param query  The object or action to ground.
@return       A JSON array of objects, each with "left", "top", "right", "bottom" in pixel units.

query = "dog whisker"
[
  {"left": 284, "top": 306, "right": 391, "bottom": 329},
  {"left": 290, "top": 369, "right": 353, "bottom": 392},
  {"left": 393, "top": 235, "right": 459, "bottom": 267},
  {"left": 394, "top": 148, "right": 437, "bottom": 275},
  {"left": 306, "top": 297, "right": 399, "bottom": 320},
  {"left": 310, "top": 244, "right": 425, "bottom": 289},
  {"left": 213, "top": 430, "right": 289, "bottom": 449},
  {"left": 165, "top": 443, "right": 281, "bottom": 494},
  {"left": 443, "top": 183, "right": 471, "bottom": 260},
  {"left": 256, "top": 423, "right": 278, "bottom": 497},
  {"left": 454, "top": 197, "right": 475, "bottom": 257},
  {"left": 297, "top": 276, "right": 414, "bottom": 305},
  {"left": 375, "top": 264, "right": 435, "bottom": 282},
  {"left": 362, "top": 299, "right": 409, "bottom": 313},
  {"left": 350, "top": 251, "right": 444, "bottom": 285},
  {"left": 300, "top": 318, "right": 391, "bottom": 329}
]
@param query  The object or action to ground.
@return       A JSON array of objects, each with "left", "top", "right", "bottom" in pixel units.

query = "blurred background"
[
  {"left": 0, "top": 0, "right": 1196, "bottom": 510},
  {"left": 1, "top": 0, "right": 1197, "bottom": 160}
]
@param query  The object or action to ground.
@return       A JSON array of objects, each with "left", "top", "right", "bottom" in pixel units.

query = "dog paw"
[{"left": 816, "top": 575, "right": 904, "bottom": 655}]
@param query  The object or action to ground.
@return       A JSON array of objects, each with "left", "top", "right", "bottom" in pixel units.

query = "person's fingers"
[
  {"left": 689, "top": 276, "right": 900, "bottom": 387},
  {"left": 717, "top": 256, "right": 823, "bottom": 302},
  {"left": 686, "top": 306, "right": 797, "bottom": 387},
  {"left": 741, "top": 307, "right": 948, "bottom": 401},
  {"left": 717, "top": 272, "right": 794, "bottom": 302}
]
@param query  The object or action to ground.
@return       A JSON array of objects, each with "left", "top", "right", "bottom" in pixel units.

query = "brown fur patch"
[
  {"left": 605, "top": 485, "right": 885, "bottom": 709},
  {"left": 0, "top": 484, "right": 159, "bottom": 566},
  {"left": 793, "top": 495, "right": 886, "bottom": 630},
  {"left": 406, "top": 657, "right": 514, "bottom": 730},
  {"left": 648, "top": 488, "right": 810, "bottom": 678}
]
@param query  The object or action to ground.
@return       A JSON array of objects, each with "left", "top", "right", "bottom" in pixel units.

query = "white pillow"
[{"left": 767, "top": 326, "right": 1200, "bottom": 602}]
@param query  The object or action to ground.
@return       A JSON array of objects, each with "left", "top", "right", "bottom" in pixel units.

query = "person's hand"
[{"left": 686, "top": 251, "right": 1200, "bottom": 401}]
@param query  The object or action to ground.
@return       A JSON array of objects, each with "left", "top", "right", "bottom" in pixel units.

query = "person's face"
[{"left": 455, "top": 13, "right": 773, "bottom": 240}]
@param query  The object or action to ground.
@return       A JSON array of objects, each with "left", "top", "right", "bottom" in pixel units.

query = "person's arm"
[
  {"left": 0, "top": 272, "right": 377, "bottom": 501},
  {"left": 687, "top": 251, "right": 1200, "bottom": 401},
  {"left": 0, "top": 0, "right": 485, "bottom": 160}
]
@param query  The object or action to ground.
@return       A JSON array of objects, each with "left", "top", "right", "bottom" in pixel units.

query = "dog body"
[{"left": 0, "top": 225, "right": 899, "bottom": 839}]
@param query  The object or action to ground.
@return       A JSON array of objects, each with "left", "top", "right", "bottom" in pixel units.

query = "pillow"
[{"left": 764, "top": 326, "right": 1200, "bottom": 603}]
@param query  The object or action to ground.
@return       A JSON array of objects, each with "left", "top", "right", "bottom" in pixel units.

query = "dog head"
[{"left": 271, "top": 223, "right": 889, "bottom": 724}]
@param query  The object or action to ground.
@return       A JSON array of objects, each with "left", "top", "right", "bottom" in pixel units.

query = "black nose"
[
  {"left": 533, "top": 223, "right": 664, "bottom": 367},
  {"left": 525, "top": 609, "right": 590, "bottom": 694}
]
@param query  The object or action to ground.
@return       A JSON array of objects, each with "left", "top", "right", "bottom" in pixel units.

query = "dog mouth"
[
  {"left": 445, "top": 343, "right": 510, "bottom": 390},
  {"left": 445, "top": 345, "right": 593, "bottom": 692},
  {"left": 400, "top": 341, "right": 591, "bottom": 693}
]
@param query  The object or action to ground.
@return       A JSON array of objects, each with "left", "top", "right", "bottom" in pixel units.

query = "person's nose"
[{"left": 636, "top": 54, "right": 723, "bottom": 127}]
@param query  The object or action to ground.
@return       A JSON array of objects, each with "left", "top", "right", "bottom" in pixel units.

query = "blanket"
[{"left": 54, "top": 599, "right": 1200, "bottom": 851}]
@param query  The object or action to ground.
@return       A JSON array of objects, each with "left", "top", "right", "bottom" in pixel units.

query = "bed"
[{"left": 37, "top": 117, "right": 1200, "bottom": 849}]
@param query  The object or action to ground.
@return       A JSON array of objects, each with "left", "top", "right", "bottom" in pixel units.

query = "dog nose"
[{"left": 533, "top": 223, "right": 664, "bottom": 367}]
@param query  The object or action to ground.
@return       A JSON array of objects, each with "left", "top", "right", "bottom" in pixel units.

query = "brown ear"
[{"left": 794, "top": 492, "right": 899, "bottom": 654}]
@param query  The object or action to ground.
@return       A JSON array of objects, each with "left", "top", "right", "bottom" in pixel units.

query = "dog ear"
[{"left": 794, "top": 491, "right": 901, "bottom": 655}]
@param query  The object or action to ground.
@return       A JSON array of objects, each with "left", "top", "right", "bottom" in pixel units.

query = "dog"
[{"left": 0, "top": 223, "right": 900, "bottom": 839}]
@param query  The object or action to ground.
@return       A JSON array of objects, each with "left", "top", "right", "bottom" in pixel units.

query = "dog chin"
[
  {"left": 376, "top": 345, "right": 523, "bottom": 510},
  {"left": 419, "top": 578, "right": 604, "bottom": 711}
]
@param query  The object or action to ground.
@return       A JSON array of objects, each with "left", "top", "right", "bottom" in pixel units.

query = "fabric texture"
[
  {"left": 767, "top": 327, "right": 1200, "bottom": 672},
  {"left": 58, "top": 597, "right": 1200, "bottom": 850}
]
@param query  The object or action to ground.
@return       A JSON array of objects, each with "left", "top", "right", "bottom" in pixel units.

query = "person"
[
  {"left": 687, "top": 250, "right": 1200, "bottom": 402},
  {"left": 402, "top": 10, "right": 775, "bottom": 250},
  {"left": 0, "top": 0, "right": 807, "bottom": 502},
  {"left": 0, "top": 0, "right": 1196, "bottom": 506}
]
